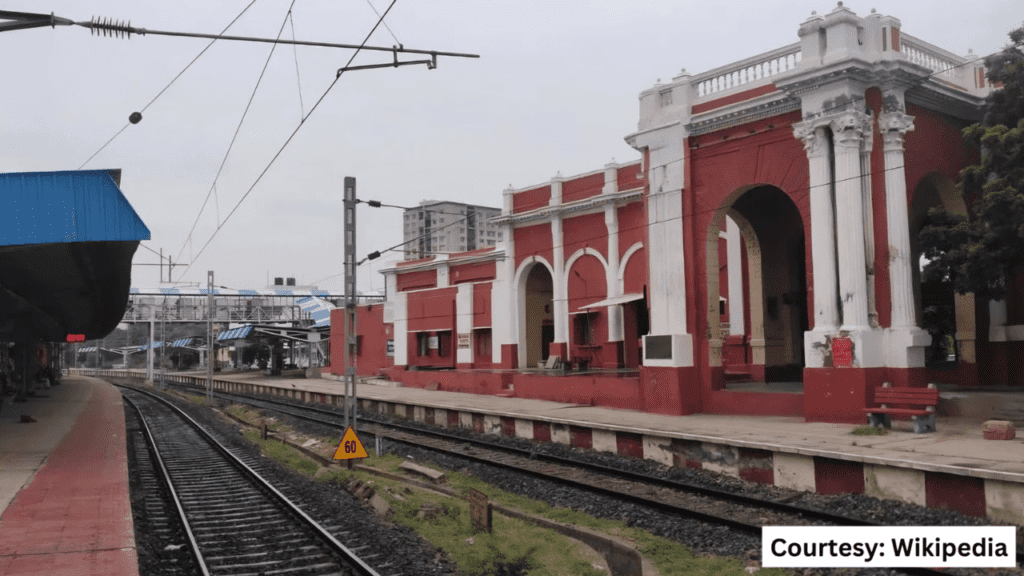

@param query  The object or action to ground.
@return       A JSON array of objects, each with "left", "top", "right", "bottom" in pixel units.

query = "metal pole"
[
  {"left": 146, "top": 310, "right": 154, "bottom": 381},
  {"left": 343, "top": 176, "right": 358, "bottom": 433},
  {"left": 207, "top": 271, "right": 214, "bottom": 402},
  {"left": 160, "top": 296, "right": 166, "bottom": 389}
]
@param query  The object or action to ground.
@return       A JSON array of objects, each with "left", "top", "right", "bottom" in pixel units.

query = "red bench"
[{"left": 863, "top": 383, "right": 939, "bottom": 434}]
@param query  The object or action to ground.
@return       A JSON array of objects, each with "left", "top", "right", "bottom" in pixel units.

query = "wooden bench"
[{"left": 863, "top": 383, "right": 939, "bottom": 433}]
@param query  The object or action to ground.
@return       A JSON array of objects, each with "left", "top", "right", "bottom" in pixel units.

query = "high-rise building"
[{"left": 402, "top": 200, "right": 502, "bottom": 259}]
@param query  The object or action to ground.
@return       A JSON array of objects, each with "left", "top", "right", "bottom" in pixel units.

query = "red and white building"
[{"left": 333, "top": 5, "right": 1014, "bottom": 423}]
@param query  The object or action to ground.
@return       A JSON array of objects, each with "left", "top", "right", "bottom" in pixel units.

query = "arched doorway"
[
  {"left": 910, "top": 172, "right": 974, "bottom": 371},
  {"left": 521, "top": 262, "right": 554, "bottom": 367},
  {"left": 707, "top": 185, "right": 808, "bottom": 388}
]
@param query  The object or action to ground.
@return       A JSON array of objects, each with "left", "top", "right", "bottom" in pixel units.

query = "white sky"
[{"left": 2, "top": 1, "right": 1020, "bottom": 293}]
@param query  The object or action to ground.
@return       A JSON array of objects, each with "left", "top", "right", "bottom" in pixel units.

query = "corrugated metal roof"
[
  {"left": 0, "top": 170, "right": 151, "bottom": 247},
  {"left": 217, "top": 325, "right": 254, "bottom": 341},
  {"left": 296, "top": 296, "right": 334, "bottom": 327}
]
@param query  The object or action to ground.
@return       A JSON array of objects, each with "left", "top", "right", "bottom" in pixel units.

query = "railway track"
[
  {"left": 150, "top": 381, "right": 1017, "bottom": 576},
  {"left": 119, "top": 385, "right": 387, "bottom": 576}
]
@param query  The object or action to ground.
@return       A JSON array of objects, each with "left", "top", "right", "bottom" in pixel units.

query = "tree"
[{"left": 919, "top": 24, "right": 1024, "bottom": 300}]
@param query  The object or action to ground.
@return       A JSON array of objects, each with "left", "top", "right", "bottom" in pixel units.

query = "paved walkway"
[{"left": 0, "top": 375, "right": 138, "bottom": 576}]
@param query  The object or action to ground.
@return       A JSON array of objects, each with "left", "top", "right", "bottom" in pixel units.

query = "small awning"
[
  {"left": 579, "top": 293, "right": 644, "bottom": 309},
  {"left": 172, "top": 338, "right": 193, "bottom": 347},
  {"left": 79, "top": 346, "right": 96, "bottom": 353},
  {"left": 217, "top": 325, "right": 254, "bottom": 341}
]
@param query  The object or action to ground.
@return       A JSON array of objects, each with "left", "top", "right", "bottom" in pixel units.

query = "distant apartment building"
[{"left": 402, "top": 200, "right": 502, "bottom": 259}]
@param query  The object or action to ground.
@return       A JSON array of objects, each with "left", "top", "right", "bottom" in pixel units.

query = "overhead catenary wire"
[
  {"left": 175, "top": 0, "right": 400, "bottom": 282},
  {"left": 77, "top": 0, "right": 259, "bottom": 169},
  {"left": 175, "top": 1, "right": 299, "bottom": 266}
]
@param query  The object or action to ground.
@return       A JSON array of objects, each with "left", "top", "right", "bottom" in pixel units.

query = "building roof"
[
  {"left": 0, "top": 170, "right": 150, "bottom": 342},
  {"left": 0, "top": 170, "right": 150, "bottom": 247}
]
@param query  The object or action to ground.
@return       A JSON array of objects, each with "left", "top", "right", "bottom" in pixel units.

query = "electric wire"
[
  {"left": 365, "top": 0, "right": 400, "bottom": 45},
  {"left": 175, "top": 0, "right": 400, "bottom": 282},
  {"left": 77, "top": 0, "right": 259, "bottom": 169},
  {"left": 288, "top": 9, "right": 305, "bottom": 120},
  {"left": 184, "top": 34, "right": 1004, "bottom": 288},
  {"left": 175, "top": 1, "right": 298, "bottom": 265}
]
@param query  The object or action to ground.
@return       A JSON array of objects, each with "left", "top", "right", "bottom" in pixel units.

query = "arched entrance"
[
  {"left": 520, "top": 262, "right": 554, "bottom": 367},
  {"left": 910, "top": 172, "right": 975, "bottom": 373},
  {"left": 707, "top": 185, "right": 808, "bottom": 389}
]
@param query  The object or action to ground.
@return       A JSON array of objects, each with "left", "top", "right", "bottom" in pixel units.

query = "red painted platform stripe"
[
  {"left": 501, "top": 417, "right": 515, "bottom": 436},
  {"left": 738, "top": 447, "right": 774, "bottom": 485},
  {"left": 813, "top": 457, "right": 865, "bottom": 495},
  {"left": 0, "top": 378, "right": 138, "bottom": 575},
  {"left": 448, "top": 411, "right": 460, "bottom": 427},
  {"left": 472, "top": 414, "right": 484, "bottom": 434},
  {"left": 671, "top": 438, "right": 702, "bottom": 469},
  {"left": 569, "top": 426, "right": 592, "bottom": 449},
  {"left": 616, "top": 432, "right": 643, "bottom": 459},
  {"left": 424, "top": 407, "right": 435, "bottom": 425},
  {"left": 925, "top": 471, "right": 986, "bottom": 517},
  {"left": 533, "top": 421, "right": 551, "bottom": 442}
]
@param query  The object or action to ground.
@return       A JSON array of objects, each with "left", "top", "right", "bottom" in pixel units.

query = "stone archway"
[
  {"left": 707, "top": 185, "right": 808, "bottom": 388},
  {"left": 910, "top": 172, "right": 975, "bottom": 368},
  {"left": 515, "top": 259, "right": 555, "bottom": 368}
]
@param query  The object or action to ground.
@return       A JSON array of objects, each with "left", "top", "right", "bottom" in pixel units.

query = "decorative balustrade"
[
  {"left": 899, "top": 33, "right": 967, "bottom": 85},
  {"left": 694, "top": 43, "right": 802, "bottom": 98}
]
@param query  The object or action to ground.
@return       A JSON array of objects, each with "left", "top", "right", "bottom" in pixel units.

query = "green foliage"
[{"left": 920, "top": 25, "right": 1024, "bottom": 299}]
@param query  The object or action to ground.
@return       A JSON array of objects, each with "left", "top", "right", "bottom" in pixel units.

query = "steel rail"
[
  {"left": 122, "top": 393, "right": 211, "bottom": 576},
  {"left": 116, "top": 384, "right": 383, "bottom": 576}
]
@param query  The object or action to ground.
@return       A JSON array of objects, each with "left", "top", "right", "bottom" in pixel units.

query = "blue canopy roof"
[{"left": 0, "top": 170, "right": 150, "bottom": 247}]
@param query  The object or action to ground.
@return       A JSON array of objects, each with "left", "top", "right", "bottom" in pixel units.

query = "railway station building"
[{"left": 333, "top": 4, "right": 1011, "bottom": 423}]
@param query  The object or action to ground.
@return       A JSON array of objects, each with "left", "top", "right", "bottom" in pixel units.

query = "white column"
[
  {"left": 794, "top": 122, "right": 839, "bottom": 330},
  {"left": 831, "top": 111, "right": 871, "bottom": 330},
  {"left": 551, "top": 216, "right": 568, "bottom": 346},
  {"left": 880, "top": 111, "right": 917, "bottom": 328},
  {"left": 880, "top": 110, "right": 930, "bottom": 367},
  {"left": 605, "top": 204, "right": 622, "bottom": 341},
  {"left": 726, "top": 216, "right": 745, "bottom": 336}
]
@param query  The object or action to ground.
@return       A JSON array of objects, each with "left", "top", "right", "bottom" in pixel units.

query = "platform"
[
  {"left": 92, "top": 368, "right": 1024, "bottom": 525},
  {"left": 0, "top": 374, "right": 138, "bottom": 576}
]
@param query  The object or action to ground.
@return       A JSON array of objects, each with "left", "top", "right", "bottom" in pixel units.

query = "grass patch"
[
  {"left": 242, "top": 429, "right": 319, "bottom": 477},
  {"left": 851, "top": 426, "right": 889, "bottom": 436},
  {"left": 330, "top": 458, "right": 785, "bottom": 576}
]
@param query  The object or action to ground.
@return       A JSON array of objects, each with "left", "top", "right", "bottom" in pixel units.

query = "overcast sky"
[{"left": 3, "top": 1, "right": 1020, "bottom": 293}]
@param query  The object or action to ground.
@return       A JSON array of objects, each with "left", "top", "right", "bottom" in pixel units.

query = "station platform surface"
[
  {"left": 213, "top": 370, "right": 1024, "bottom": 481},
  {"left": 99, "top": 367, "right": 1024, "bottom": 522},
  {"left": 185, "top": 368, "right": 1024, "bottom": 523},
  {"left": 0, "top": 375, "right": 138, "bottom": 576}
]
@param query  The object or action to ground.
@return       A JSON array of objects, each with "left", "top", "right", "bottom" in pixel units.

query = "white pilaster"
[
  {"left": 456, "top": 283, "right": 473, "bottom": 365},
  {"left": 605, "top": 204, "right": 622, "bottom": 342},
  {"left": 393, "top": 291, "right": 409, "bottom": 366},
  {"left": 493, "top": 241, "right": 515, "bottom": 363},
  {"left": 551, "top": 216, "right": 568, "bottom": 346}
]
